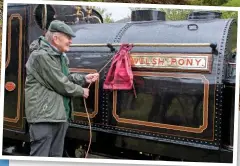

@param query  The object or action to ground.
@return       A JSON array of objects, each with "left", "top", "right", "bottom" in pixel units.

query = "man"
[{"left": 25, "top": 20, "right": 99, "bottom": 157}]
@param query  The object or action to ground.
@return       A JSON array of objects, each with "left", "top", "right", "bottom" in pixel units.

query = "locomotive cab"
[{"left": 3, "top": 3, "right": 103, "bottom": 150}]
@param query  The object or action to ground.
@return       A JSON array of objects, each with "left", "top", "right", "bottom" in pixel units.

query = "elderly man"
[{"left": 25, "top": 20, "right": 99, "bottom": 157}]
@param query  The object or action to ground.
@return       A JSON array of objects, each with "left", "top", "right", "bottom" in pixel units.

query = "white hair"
[{"left": 45, "top": 31, "right": 62, "bottom": 43}]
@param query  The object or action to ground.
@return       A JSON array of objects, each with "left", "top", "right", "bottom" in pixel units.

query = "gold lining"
[
  {"left": 112, "top": 72, "right": 209, "bottom": 133},
  {"left": 5, "top": 15, "right": 13, "bottom": 68},
  {"left": 69, "top": 68, "right": 99, "bottom": 118},
  {"left": 4, "top": 14, "right": 23, "bottom": 123},
  {"left": 21, "top": 8, "right": 27, "bottom": 129},
  {"left": 107, "top": 124, "right": 215, "bottom": 141}
]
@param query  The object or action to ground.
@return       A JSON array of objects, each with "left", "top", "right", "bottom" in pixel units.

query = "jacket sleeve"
[
  {"left": 68, "top": 73, "right": 86, "bottom": 86},
  {"left": 63, "top": 53, "right": 87, "bottom": 86},
  {"left": 32, "top": 52, "right": 84, "bottom": 97}
]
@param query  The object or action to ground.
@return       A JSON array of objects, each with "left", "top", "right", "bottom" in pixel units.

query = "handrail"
[{"left": 70, "top": 43, "right": 217, "bottom": 49}]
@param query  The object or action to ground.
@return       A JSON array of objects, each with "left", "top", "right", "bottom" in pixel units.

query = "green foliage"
[
  {"left": 230, "top": 22, "right": 237, "bottom": 51},
  {"left": 130, "top": 7, "right": 237, "bottom": 21},
  {"left": 188, "top": 0, "right": 240, "bottom": 7},
  {"left": 187, "top": 0, "right": 228, "bottom": 6},
  {"left": 58, "top": 0, "right": 104, "bottom": 2},
  {"left": 93, "top": 7, "right": 114, "bottom": 23},
  {"left": 158, "top": 9, "right": 193, "bottom": 20},
  {"left": 221, "top": 11, "right": 238, "bottom": 19},
  {"left": 104, "top": 0, "right": 188, "bottom": 4},
  {"left": 58, "top": 0, "right": 188, "bottom": 4},
  {"left": 0, "top": 0, "right": 2, "bottom": 24},
  {"left": 221, "top": 0, "right": 240, "bottom": 7}
]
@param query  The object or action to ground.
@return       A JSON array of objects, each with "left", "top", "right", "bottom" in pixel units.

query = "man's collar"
[{"left": 39, "top": 36, "right": 65, "bottom": 56}]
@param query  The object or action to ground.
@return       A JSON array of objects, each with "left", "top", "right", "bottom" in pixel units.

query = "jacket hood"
[{"left": 29, "top": 37, "right": 41, "bottom": 54}]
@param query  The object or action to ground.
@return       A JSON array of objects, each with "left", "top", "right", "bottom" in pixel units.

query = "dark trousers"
[{"left": 29, "top": 122, "right": 69, "bottom": 157}]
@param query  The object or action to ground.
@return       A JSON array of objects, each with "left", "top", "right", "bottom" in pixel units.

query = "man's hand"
[
  {"left": 85, "top": 73, "right": 99, "bottom": 83},
  {"left": 83, "top": 88, "right": 89, "bottom": 98}
]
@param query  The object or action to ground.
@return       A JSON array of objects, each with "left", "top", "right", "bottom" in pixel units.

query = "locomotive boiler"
[{"left": 3, "top": 3, "right": 237, "bottom": 163}]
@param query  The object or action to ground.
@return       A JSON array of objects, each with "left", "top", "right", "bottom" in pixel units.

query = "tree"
[
  {"left": 158, "top": 8, "right": 193, "bottom": 20},
  {"left": 57, "top": 0, "right": 103, "bottom": 1},
  {"left": 104, "top": 0, "right": 188, "bottom": 4},
  {"left": 0, "top": 0, "right": 2, "bottom": 24},
  {"left": 187, "top": 0, "right": 228, "bottom": 6},
  {"left": 222, "top": 0, "right": 240, "bottom": 7},
  {"left": 93, "top": 7, "right": 114, "bottom": 23}
]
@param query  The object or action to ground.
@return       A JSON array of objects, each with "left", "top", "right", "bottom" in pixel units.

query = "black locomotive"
[{"left": 3, "top": 3, "right": 238, "bottom": 163}]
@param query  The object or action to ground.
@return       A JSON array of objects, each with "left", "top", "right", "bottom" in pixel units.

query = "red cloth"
[{"left": 103, "top": 44, "right": 134, "bottom": 90}]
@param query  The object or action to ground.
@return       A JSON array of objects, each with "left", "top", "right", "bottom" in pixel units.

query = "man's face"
[{"left": 53, "top": 33, "right": 72, "bottom": 52}]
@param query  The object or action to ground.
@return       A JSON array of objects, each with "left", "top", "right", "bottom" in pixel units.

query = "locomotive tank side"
[{"left": 65, "top": 10, "right": 237, "bottom": 162}]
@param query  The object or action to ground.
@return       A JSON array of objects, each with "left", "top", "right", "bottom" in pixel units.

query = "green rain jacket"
[{"left": 25, "top": 36, "right": 86, "bottom": 123}]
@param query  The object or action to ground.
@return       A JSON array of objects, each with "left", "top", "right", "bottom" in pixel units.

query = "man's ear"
[{"left": 52, "top": 35, "right": 58, "bottom": 44}]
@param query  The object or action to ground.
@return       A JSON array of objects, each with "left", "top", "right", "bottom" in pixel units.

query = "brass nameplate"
[{"left": 130, "top": 53, "right": 212, "bottom": 72}]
